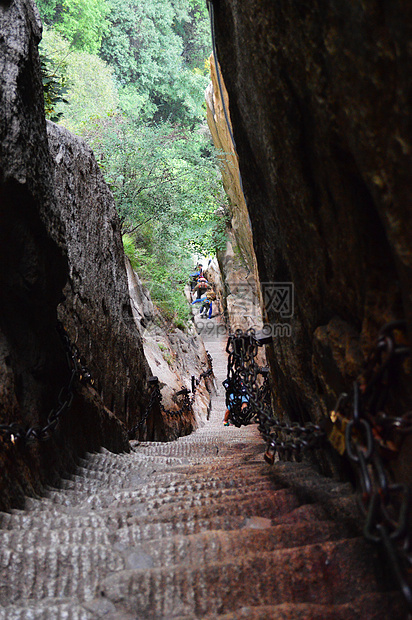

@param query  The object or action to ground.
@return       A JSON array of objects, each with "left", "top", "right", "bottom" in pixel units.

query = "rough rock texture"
[
  {"left": 0, "top": 0, "right": 128, "bottom": 511},
  {"left": 126, "top": 261, "right": 211, "bottom": 440},
  {"left": 207, "top": 234, "right": 264, "bottom": 335},
  {"left": 212, "top": 1, "right": 412, "bottom": 464},
  {"left": 47, "top": 122, "right": 151, "bottom": 429},
  {"left": 206, "top": 54, "right": 264, "bottom": 336}
]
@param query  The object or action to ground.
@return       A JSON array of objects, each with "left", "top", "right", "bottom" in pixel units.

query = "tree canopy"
[
  {"left": 37, "top": 0, "right": 229, "bottom": 328},
  {"left": 37, "top": 0, "right": 110, "bottom": 53}
]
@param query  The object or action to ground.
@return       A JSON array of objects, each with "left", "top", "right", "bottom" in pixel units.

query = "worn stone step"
[
  {"left": 99, "top": 538, "right": 388, "bottom": 618},
  {"left": 272, "top": 496, "right": 360, "bottom": 534},
  {"left": 0, "top": 510, "right": 119, "bottom": 532},
  {"left": 74, "top": 453, "right": 271, "bottom": 480},
  {"left": 203, "top": 592, "right": 405, "bottom": 619},
  {"left": 112, "top": 521, "right": 356, "bottom": 568},
  {"left": 0, "top": 599, "right": 93, "bottom": 620},
  {"left": 0, "top": 525, "right": 111, "bottom": 550},
  {"left": 0, "top": 488, "right": 299, "bottom": 535},
  {"left": 19, "top": 485, "right": 294, "bottom": 523},
  {"left": 0, "top": 543, "right": 124, "bottom": 604},
  {"left": 1, "top": 523, "right": 349, "bottom": 606},
  {"left": 51, "top": 467, "right": 346, "bottom": 510},
  {"left": 49, "top": 476, "right": 281, "bottom": 509}
]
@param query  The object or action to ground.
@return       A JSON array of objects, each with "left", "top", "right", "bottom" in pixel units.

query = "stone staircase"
[{"left": 0, "top": 332, "right": 406, "bottom": 619}]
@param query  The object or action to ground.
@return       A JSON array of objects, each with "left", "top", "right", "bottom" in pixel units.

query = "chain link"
[
  {"left": 0, "top": 323, "right": 92, "bottom": 447},
  {"left": 331, "top": 321, "right": 412, "bottom": 611},
  {"left": 224, "top": 323, "right": 412, "bottom": 610},
  {"left": 225, "top": 329, "right": 326, "bottom": 461},
  {"left": 128, "top": 357, "right": 215, "bottom": 439}
]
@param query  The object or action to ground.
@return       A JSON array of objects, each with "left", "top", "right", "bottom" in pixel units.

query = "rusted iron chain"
[
  {"left": 191, "top": 355, "right": 214, "bottom": 404},
  {"left": 225, "top": 329, "right": 326, "bottom": 458},
  {"left": 127, "top": 376, "right": 162, "bottom": 439},
  {"left": 129, "top": 360, "right": 215, "bottom": 439},
  {"left": 0, "top": 323, "right": 92, "bottom": 446},
  {"left": 329, "top": 321, "right": 412, "bottom": 610},
  {"left": 225, "top": 323, "right": 412, "bottom": 610}
]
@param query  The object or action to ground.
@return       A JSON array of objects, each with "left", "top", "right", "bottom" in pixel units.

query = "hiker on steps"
[
  {"left": 223, "top": 387, "right": 249, "bottom": 426},
  {"left": 189, "top": 263, "right": 203, "bottom": 291},
  {"left": 193, "top": 276, "right": 210, "bottom": 299}
]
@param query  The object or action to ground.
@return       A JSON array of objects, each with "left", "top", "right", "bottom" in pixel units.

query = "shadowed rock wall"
[
  {"left": 47, "top": 122, "right": 150, "bottom": 429},
  {"left": 212, "top": 1, "right": 412, "bottom": 463},
  {"left": 0, "top": 0, "right": 129, "bottom": 510}
]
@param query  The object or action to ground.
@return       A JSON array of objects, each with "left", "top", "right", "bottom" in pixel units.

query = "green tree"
[
  {"left": 40, "top": 28, "right": 118, "bottom": 130},
  {"left": 175, "top": 0, "right": 211, "bottom": 71},
  {"left": 83, "top": 115, "right": 227, "bottom": 327},
  {"left": 100, "top": 0, "right": 210, "bottom": 124},
  {"left": 36, "top": 0, "right": 60, "bottom": 24},
  {"left": 40, "top": 51, "right": 69, "bottom": 121},
  {"left": 37, "top": 0, "right": 109, "bottom": 53}
]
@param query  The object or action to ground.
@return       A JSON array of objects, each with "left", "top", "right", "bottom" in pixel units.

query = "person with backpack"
[{"left": 193, "top": 276, "right": 210, "bottom": 299}]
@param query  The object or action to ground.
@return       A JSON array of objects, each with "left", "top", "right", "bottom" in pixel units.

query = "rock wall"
[
  {"left": 47, "top": 122, "right": 150, "bottom": 429},
  {"left": 0, "top": 0, "right": 128, "bottom": 511},
  {"left": 205, "top": 54, "right": 264, "bottom": 335},
  {"left": 212, "top": 1, "right": 412, "bottom": 468},
  {"left": 126, "top": 261, "right": 211, "bottom": 441},
  {"left": 0, "top": 0, "right": 206, "bottom": 511}
]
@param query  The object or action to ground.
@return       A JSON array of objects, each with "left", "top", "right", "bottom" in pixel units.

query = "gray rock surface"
[
  {"left": 205, "top": 55, "right": 264, "bottom": 338},
  {"left": 0, "top": 0, "right": 73, "bottom": 510},
  {"left": 126, "top": 260, "right": 211, "bottom": 440},
  {"left": 47, "top": 122, "right": 151, "bottom": 428}
]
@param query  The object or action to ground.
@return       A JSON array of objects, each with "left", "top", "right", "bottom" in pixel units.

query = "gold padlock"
[
  {"left": 327, "top": 425, "right": 347, "bottom": 455},
  {"left": 327, "top": 410, "right": 349, "bottom": 455},
  {"left": 330, "top": 410, "right": 338, "bottom": 424}
]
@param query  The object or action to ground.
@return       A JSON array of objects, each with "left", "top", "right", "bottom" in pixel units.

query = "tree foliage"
[
  {"left": 40, "top": 28, "right": 118, "bottom": 130},
  {"left": 100, "top": 0, "right": 210, "bottom": 124},
  {"left": 83, "top": 116, "right": 227, "bottom": 326},
  {"left": 37, "top": 0, "right": 109, "bottom": 53},
  {"left": 40, "top": 52, "right": 69, "bottom": 121},
  {"left": 36, "top": 0, "right": 227, "bottom": 328}
]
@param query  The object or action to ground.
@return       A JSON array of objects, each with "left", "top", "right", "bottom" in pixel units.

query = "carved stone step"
[
  {"left": 203, "top": 592, "right": 405, "bottom": 619},
  {"left": 98, "top": 539, "right": 391, "bottom": 618},
  {"left": 0, "top": 335, "right": 404, "bottom": 618},
  {"left": 111, "top": 521, "right": 356, "bottom": 568}
]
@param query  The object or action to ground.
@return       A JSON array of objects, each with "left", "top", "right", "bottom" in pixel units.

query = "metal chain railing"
[
  {"left": 0, "top": 320, "right": 215, "bottom": 447},
  {"left": 224, "top": 323, "right": 412, "bottom": 610},
  {"left": 330, "top": 321, "right": 412, "bottom": 609},
  {"left": 128, "top": 357, "right": 215, "bottom": 440},
  {"left": 0, "top": 323, "right": 92, "bottom": 446},
  {"left": 225, "top": 329, "right": 326, "bottom": 459}
]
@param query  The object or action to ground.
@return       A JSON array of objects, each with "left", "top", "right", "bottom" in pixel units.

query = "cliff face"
[
  {"left": 47, "top": 122, "right": 150, "bottom": 428},
  {"left": 0, "top": 0, "right": 129, "bottom": 510},
  {"left": 205, "top": 54, "right": 264, "bottom": 335},
  {"left": 212, "top": 2, "right": 412, "bottom": 452},
  {"left": 127, "top": 262, "right": 211, "bottom": 441},
  {"left": 0, "top": 0, "right": 205, "bottom": 510}
]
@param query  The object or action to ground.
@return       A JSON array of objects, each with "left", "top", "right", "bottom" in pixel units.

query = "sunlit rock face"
[
  {"left": 0, "top": 0, "right": 128, "bottom": 510},
  {"left": 206, "top": 54, "right": 264, "bottom": 338},
  {"left": 212, "top": 1, "right": 412, "bottom": 464},
  {"left": 126, "top": 260, "right": 211, "bottom": 441}
]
